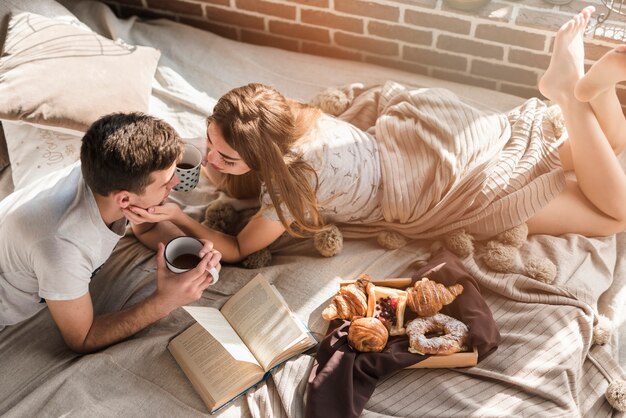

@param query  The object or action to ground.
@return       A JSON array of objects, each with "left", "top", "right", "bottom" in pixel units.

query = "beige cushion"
[
  {"left": 0, "top": 12, "right": 160, "bottom": 132},
  {"left": 2, "top": 120, "right": 82, "bottom": 189}
]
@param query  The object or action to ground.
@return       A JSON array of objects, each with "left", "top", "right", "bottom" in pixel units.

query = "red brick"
[
  {"left": 335, "top": 0, "right": 399, "bottom": 21},
  {"left": 365, "top": 56, "right": 429, "bottom": 75},
  {"left": 508, "top": 48, "right": 551, "bottom": 70},
  {"left": 442, "top": 0, "right": 511, "bottom": 23},
  {"left": 471, "top": 60, "right": 538, "bottom": 85},
  {"left": 288, "top": 0, "right": 329, "bottom": 6},
  {"left": 269, "top": 20, "right": 330, "bottom": 43},
  {"left": 147, "top": 0, "right": 202, "bottom": 15},
  {"left": 437, "top": 34, "right": 503, "bottom": 59},
  {"left": 475, "top": 24, "right": 546, "bottom": 50},
  {"left": 508, "top": 0, "right": 552, "bottom": 8},
  {"left": 241, "top": 30, "right": 300, "bottom": 52},
  {"left": 368, "top": 21, "right": 432, "bottom": 46},
  {"left": 335, "top": 32, "right": 399, "bottom": 56},
  {"left": 301, "top": 9, "right": 363, "bottom": 33},
  {"left": 235, "top": 0, "right": 296, "bottom": 20},
  {"left": 302, "top": 42, "right": 362, "bottom": 61},
  {"left": 204, "top": 5, "right": 265, "bottom": 30},
  {"left": 432, "top": 68, "right": 497, "bottom": 90},
  {"left": 405, "top": 10, "right": 471, "bottom": 35},
  {"left": 196, "top": 0, "right": 229, "bottom": 6},
  {"left": 179, "top": 17, "right": 239, "bottom": 40},
  {"left": 403, "top": 45, "right": 467, "bottom": 71},
  {"left": 393, "top": 0, "right": 437, "bottom": 8},
  {"left": 584, "top": 43, "right": 613, "bottom": 61},
  {"left": 500, "top": 83, "right": 542, "bottom": 100},
  {"left": 515, "top": 9, "right": 569, "bottom": 32}
]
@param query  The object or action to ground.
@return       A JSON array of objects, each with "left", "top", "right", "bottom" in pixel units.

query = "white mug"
[
  {"left": 173, "top": 143, "right": 202, "bottom": 192},
  {"left": 164, "top": 236, "right": 219, "bottom": 284}
]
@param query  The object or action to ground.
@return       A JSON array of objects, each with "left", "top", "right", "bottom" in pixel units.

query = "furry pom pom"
[
  {"left": 309, "top": 88, "right": 351, "bottom": 116},
  {"left": 241, "top": 248, "right": 272, "bottom": 269},
  {"left": 593, "top": 314, "right": 614, "bottom": 345},
  {"left": 606, "top": 380, "right": 626, "bottom": 412},
  {"left": 314, "top": 224, "right": 343, "bottom": 257},
  {"left": 377, "top": 231, "right": 407, "bottom": 250},
  {"left": 202, "top": 201, "right": 238, "bottom": 234},
  {"left": 525, "top": 256, "right": 557, "bottom": 284},
  {"left": 496, "top": 224, "right": 528, "bottom": 248},
  {"left": 444, "top": 229, "right": 474, "bottom": 258},
  {"left": 483, "top": 241, "right": 518, "bottom": 272},
  {"left": 546, "top": 104, "right": 565, "bottom": 139}
]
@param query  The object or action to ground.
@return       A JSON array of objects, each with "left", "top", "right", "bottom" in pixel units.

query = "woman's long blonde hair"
[{"left": 208, "top": 83, "right": 325, "bottom": 237}]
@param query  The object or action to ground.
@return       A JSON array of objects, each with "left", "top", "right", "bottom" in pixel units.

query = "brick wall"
[{"left": 104, "top": 0, "right": 626, "bottom": 108}]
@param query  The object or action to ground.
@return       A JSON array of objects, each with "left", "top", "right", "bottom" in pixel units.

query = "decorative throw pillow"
[
  {"left": 0, "top": 12, "right": 160, "bottom": 132},
  {"left": 2, "top": 120, "right": 82, "bottom": 189}
]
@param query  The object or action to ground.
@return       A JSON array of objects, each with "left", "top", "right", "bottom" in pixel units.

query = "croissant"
[
  {"left": 322, "top": 275, "right": 375, "bottom": 321},
  {"left": 348, "top": 317, "right": 389, "bottom": 352},
  {"left": 406, "top": 278, "right": 463, "bottom": 317}
]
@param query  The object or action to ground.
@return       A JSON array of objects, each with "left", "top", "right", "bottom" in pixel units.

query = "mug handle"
[{"left": 206, "top": 267, "right": 220, "bottom": 284}]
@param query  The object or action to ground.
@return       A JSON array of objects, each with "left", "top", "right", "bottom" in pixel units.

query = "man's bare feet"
[
  {"left": 538, "top": 6, "right": 595, "bottom": 104},
  {"left": 574, "top": 44, "right": 626, "bottom": 102}
]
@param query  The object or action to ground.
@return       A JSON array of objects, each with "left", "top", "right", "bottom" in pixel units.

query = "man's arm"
[{"left": 47, "top": 242, "right": 220, "bottom": 353}]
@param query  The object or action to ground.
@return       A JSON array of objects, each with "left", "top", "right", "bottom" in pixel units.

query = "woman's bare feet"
[
  {"left": 538, "top": 6, "right": 595, "bottom": 104},
  {"left": 574, "top": 44, "right": 626, "bottom": 102}
]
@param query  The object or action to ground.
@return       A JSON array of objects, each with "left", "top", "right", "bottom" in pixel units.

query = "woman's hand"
[{"left": 123, "top": 202, "right": 183, "bottom": 225}]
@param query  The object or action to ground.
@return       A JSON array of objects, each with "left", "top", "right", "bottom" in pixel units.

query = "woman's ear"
[{"left": 111, "top": 190, "right": 131, "bottom": 209}]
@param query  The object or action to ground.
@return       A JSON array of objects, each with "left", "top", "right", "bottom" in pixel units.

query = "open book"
[{"left": 168, "top": 273, "right": 317, "bottom": 414}]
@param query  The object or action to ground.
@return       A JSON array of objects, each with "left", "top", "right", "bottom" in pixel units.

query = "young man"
[{"left": 0, "top": 113, "right": 221, "bottom": 353}]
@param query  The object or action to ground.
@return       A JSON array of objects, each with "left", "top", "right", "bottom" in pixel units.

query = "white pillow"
[{"left": 2, "top": 120, "right": 82, "bottom": 189}]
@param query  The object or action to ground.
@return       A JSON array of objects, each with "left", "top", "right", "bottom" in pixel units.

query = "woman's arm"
[
  {"left": 127, "top": 204, "right": 286, "bottom": 262},
  {"left": 172, "top": 211, "right": 286, "bottom": 262}
]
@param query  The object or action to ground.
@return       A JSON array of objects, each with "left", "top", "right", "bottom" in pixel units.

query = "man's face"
[{"left": 129, "top": 162, "right": 179, "bottom": 209}]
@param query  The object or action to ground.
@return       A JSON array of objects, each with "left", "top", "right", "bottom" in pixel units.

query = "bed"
[{"left": 0, "top": 1, "right": 625, "bottom": 417}]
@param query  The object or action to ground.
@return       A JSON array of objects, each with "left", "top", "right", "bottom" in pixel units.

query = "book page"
[
  {"left": 168, "top": 323, "right": 265, "bottom": 411},
  {"left": 221, "top": 274, "right": 309, "bottom": 370},
  {"left": 183, "top": 306, "right": 258, "bottom": 363}
]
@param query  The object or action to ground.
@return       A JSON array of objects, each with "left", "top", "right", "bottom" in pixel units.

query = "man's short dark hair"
[{"left": 81, "top": 112, "right": 183, "bottom": 196}]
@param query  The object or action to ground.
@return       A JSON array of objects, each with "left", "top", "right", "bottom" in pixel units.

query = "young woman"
[{"left": 127, "top": 6, "right": 626, "bottom": 263}]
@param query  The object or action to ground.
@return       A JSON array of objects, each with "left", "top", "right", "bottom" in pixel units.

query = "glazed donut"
[{"left": 405, "top": 313, "right": 469, "bottom": 355}]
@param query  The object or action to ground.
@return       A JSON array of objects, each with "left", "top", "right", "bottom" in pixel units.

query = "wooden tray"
[{"left": 339, "top": 277, "right": 477, "bottom": 369}]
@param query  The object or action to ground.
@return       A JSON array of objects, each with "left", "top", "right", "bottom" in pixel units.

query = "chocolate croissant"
[
  {"left": 322, "top": 275, "right": 375, "bottom": 320},
  {"left": 406, "top": 278, "right": 463, "bottom": 317},
  {"left": 348, "top": 317, "right": 389, "bottom": 352}
]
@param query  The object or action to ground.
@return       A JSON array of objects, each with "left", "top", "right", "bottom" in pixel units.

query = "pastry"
[
  {"left": 405, "top": 313, "right": 469, "bottom": 355},
  {"left": 322, "top": 275, "right": 375, "bottom": 320},
  {"left": 348, "top": 317, "right": 389, "bottom": 353},
  {"left": 367, "top": 285, "right": 408, "bottom": 336},
  {"left": 406, "top": 278, "right": 463, "bottom": 317}
]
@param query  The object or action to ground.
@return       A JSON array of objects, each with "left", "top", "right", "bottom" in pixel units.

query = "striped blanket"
[{"left": 334, "top": 81, "right": 566, "bottom": 240}]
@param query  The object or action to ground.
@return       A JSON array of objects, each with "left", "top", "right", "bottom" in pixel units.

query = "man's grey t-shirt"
[{"left": 0, "top": 162, "right": 125, "bottom": 328}]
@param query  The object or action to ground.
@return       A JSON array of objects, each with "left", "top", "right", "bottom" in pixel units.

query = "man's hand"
[
  {"left": 47, "top": 239, "right": 222, "bottom": 354},
  {"left": 152, "top": 240, "right": 222, "bottom": 314},
  {"left": 123, "top": 202, "right": 182, "bottom": 225}
]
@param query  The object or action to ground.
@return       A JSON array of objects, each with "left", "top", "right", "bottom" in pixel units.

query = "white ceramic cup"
[
  {"left": 164, "top": 236, "right": 219, "bottom": 284},
  {"left": 173, "top": 143, "right": 202, "bottom": 192}
]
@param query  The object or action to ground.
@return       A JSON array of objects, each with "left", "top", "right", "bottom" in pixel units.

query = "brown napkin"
[{"left": 305, "top": 248, "right": 500, "bottom": 418}]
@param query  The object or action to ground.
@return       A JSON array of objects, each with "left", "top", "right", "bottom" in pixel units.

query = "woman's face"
[{"left": 205, "top": 122, "right": 251, "bottom": 175}]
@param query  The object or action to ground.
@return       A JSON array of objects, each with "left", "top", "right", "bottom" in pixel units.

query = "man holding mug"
[{"left": 0, "top": 112, "right": 221, "bottom": 353}]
